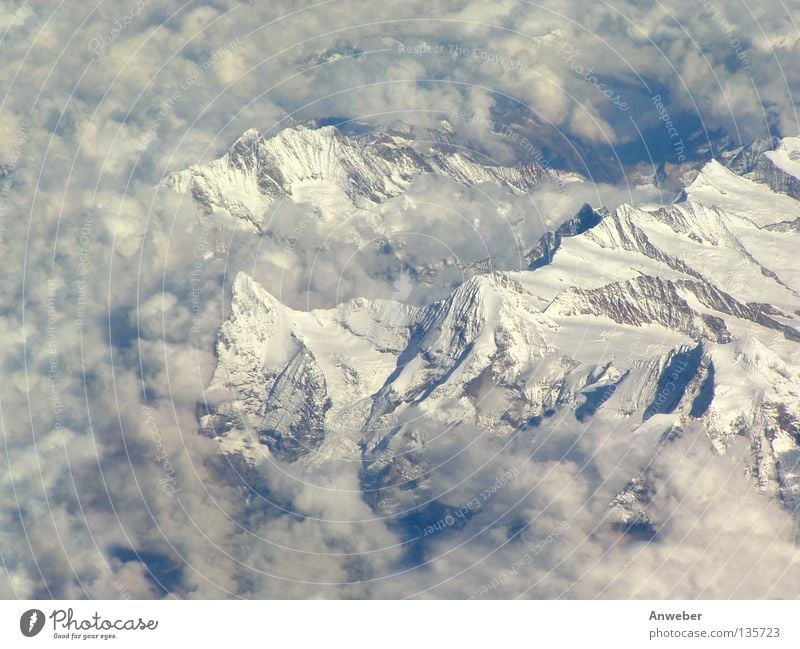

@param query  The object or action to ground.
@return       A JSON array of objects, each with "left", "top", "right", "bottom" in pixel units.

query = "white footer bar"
[{"left": 2, "top": 600, "right": 797, "bottom": 647}]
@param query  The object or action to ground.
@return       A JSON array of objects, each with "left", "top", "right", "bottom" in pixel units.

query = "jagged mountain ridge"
[
  {"left": 193, "top": 126, "right": 800, "bottom": 538},
  {"left": 722, "top": 136, "right": 800, "bottom": 201},
  {"left": 166, "top": 121, "right": 574, "bottom": 232}
]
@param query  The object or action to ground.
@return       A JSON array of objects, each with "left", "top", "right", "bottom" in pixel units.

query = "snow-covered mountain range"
[
  {"left": 166, "top": 122, "right": 575, "bottom": 232},
  {"left": 172, "top": 125, "right": 800, "bottom": 544}
]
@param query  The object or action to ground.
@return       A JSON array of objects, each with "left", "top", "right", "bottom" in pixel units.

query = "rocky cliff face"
[{"left": 745, "top": 137, "right": 800, "bottom": 200}]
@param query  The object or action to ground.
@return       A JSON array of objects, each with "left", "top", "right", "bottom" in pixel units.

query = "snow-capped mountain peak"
[
  {"left": 166, "top": 122, "right": 567, "bottom": 230},
  {"left": 193, "top": 125, "right": 800, "bottom": 532}
]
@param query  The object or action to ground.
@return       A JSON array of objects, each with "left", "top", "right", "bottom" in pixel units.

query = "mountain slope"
[
  {"left": 166, "top": 122, "right": 572, "bottom": 231},
  {"left": 194, "top": 126, "right": 800, "bottom": 543}
]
